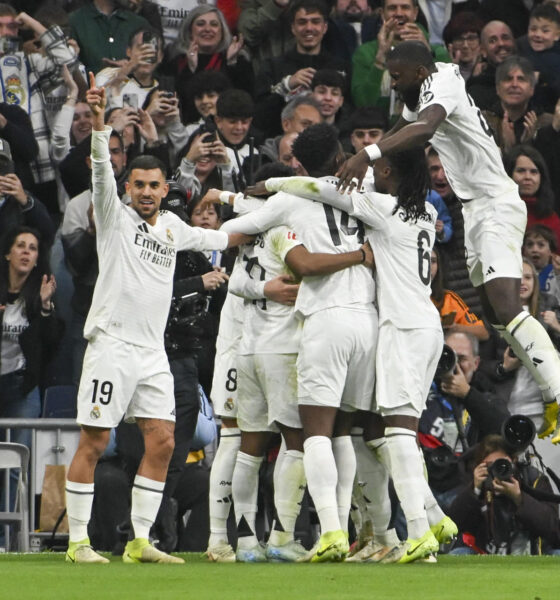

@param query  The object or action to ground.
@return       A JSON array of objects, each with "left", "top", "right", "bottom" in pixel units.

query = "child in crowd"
[
  {"left": 519, "top": 4, "right": 560, "bottom": 95},
  {"left": 523, "top": 225, "right": 560, "bottom": 300}
]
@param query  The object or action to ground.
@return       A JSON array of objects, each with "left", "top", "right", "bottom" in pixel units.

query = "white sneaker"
[
  {"left": 236, "top": 542, "right": 268, "bottom": 563},
  {"left": 345, "top": 540, "right": 387, "bottom": 562},
  {"left": 66, "top": 539, "right": 109, "bottom": 564},
  {"left": 266, "top": 540, "right": 308, "bottom": 562},
  {"left": 206, "top": 542, "right": 236, "bottom": 563}
]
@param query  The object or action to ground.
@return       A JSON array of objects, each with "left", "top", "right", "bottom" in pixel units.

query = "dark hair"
[
  {"left": 189, "top": 71, "right": 231, "bottom": 100},
  {"left": 109, "top": 129, "right": 125, "bottom": 153},
  {"left": 495, "top": 56, "right": 536, "bottom": 87},
  {"left": 530, "top": 4, "right": 560, "bottom": 26},
  {"left": 430, "top": 245, "right": 445, "bottom": 304},
  {"left": 387, "top": 41, "right": 434, "bottom": 68},
  {"left": 0, "top": 226, "right": 50, "bottom": 318},
  {"left": 473, "top": 435, "right": 512, "bottom": 467},
  {"left": 311, "top": 69, "right": 347, "bottom": 94},
  {"left": 387, "top": 147, "right": 431, "bottom": 222},
  {"left": 523, "top": 224, "right": 558, "bottom": 253},
  {"left": 216, "top": 89, "right": 255, "bottom": 119},
  {"left": 348, "top": 106, "right": 388, "bottom": 133},
  {"left": 382, "top": 0, "right": 418, "bottom": 6},
  {"left": 290, "top": 0, "right": 329, "bottom": 21},
  {"left": 504, "top": 145, "right": 554, "bottom": 219},
  {"left": 128, "top": 154, "right": 167, "bottom": 176},
  {"left": 292, "top": 123, "right": 340, "bottom": 176},
  {"left": 186, "top": 194, "right": 221, "bottom": 222},
  {"left": 442, "top": 11, "right": 484, "bottom": 46},
  {"left": 254, "top": 161, "right": 295, "bottom": 180}
]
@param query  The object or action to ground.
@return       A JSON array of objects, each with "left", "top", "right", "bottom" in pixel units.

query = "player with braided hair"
[{"left": 263, "top": 140, "right": 456, "bottom": 563}]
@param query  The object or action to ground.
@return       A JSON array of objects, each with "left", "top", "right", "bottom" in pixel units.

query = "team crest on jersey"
[
  {"left": 166, "top": 228, "right": 174, "bottom": 243},
  {"left": 90, "top": 406, "right": 101, "bottom": 419},
  {"left": 420, "top": 90, "right": 434, "bottom": 106},
  {"left": 225, "top": 398, "right": 234, "bottom": 411},
  {"left": 5, "top": 75, "right": 25, "bottom": 105}
]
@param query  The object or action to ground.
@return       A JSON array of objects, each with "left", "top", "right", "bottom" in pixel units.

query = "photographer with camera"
[
  {"left": 419, "top": 331, "right": 510, "bottom": 510},
  {"left": 448, "top": 433, "right": 560, "bottom": 555}
]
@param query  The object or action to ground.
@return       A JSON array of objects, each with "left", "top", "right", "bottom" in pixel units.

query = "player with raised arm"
[
  {"left": 336, "top": 40, "right": 560, "bottom": 442},
  {"left": 64, "top": 73, "right": 247, "bottom": 565},
  {"left": 207, "top": 169, "right": 374, "bottom": 562},
  {"left": 220, "top": 124, "right": 378, "bottom": 562},
  {"left": 264, "top": 146, "right": 458, "bottom": 562}
]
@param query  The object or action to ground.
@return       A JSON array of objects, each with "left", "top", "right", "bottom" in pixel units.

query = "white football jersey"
[
  {"left": 230, "top": 226, "right": 301, "bottom": 355},
  {"left": 266, "top": 177, "right": 441, "bottom": 329},
  {"left": 409, "top": 62, "right": 517, "bottom": 201},
  {"left": 85, "top": 127, "right": 228, "bottom": 350},
  {"left": 220, "top": 179, "right": 375, "bottom": 318}
]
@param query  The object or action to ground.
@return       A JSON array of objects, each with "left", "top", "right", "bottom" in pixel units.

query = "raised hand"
[
  {"left": 40, "top": 274, "right": 57, "bottom": 309},
  {"left": 86, "top": 71, "right": 107, "bottom": 129}
]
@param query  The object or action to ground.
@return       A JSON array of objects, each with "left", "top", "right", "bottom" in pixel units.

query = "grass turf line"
[{"left": 0, "top": 553, "right": 556, "bottom": 600}]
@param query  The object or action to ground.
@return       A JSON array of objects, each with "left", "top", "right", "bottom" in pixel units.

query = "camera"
[
  {"left": 199, "top": 116, "right": 217, "bottom": 142},
  {"left": 502, "top": 414, "right": 536, "bottom": 455},
  {"left": 165, "top": 290, "right": 208, "bottom": 354},
  {"left": 487, "top": 458, "right": 515, "bottom": 481},
  {"left": 435, "top": 344, "right": 457, "bottom": 379},
  {"left": 142, "top": 30, "right": 158, "bottom": 64}
]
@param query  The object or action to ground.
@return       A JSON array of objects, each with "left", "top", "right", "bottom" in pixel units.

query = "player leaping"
[
  {"left": 336, "top": 40, "right": 560, "bottom": 441},
  {"left": 64, "top": 74, "right": 248, "bottom": 564}
]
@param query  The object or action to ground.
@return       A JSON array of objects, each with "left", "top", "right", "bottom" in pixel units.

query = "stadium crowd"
[{"left": 1, "top": 0, "right": 560, "bottom": 562}]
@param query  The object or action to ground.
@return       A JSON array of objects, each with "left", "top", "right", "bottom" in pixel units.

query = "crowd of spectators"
[{"left": 1, "top": 0, "right": 560, "bottom": 556}]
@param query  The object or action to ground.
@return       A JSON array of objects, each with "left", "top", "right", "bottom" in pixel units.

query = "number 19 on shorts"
[{"left": 91, "top": 379, "right": 114, "bottom": 405}]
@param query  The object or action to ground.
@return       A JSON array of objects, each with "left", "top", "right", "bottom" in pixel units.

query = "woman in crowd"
[
  {"left": 0, "top": 227, "right": 63, "bottom": 438},
  {"left": 505, "top": 145, "right": 560, "bottom": 246},
  {"left": 167, "top": 5, "right": 254, "bottom": 122},
  {"left": 430, "top": 247, "right": 489, "bottom": 341}
]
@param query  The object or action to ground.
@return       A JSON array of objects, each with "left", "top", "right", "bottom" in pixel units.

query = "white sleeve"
[
  {"left": 175, "top": 222, "right": 229, "bottom": 252},
  {"left": 233, "top": 194, "right": 264, "bottom": 215},
  {"left": 91, "top": 126, "right": 123, "bottom": 232},
  {"left": 49, "top": 103, "right": 74, "bottom": 163},
  {"left": 350, "top": 192, "right": 397, "bottom": 230},
  {"left": 417, "top": 65, "right": 460, "bottom": 117},
  {"left": 228, "top": 263, "right": 266, "bottom": 300},
  {"left": 401, "top": 104, "right": 418, "bottom": 122},
  {"left": 266, "top": 177, "right": 354, "bottom": 213},
  {"left": 220, "top": 194, "right": 287, "bottom": 234}
]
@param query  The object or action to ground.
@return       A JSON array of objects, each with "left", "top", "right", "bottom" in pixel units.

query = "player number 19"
[{"left": 91, "top": 379, "right": 113, "bottom": 405}]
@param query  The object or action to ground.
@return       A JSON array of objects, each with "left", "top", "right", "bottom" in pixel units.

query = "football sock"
[
  {"left": 273, "top": 438, "right": 287, "bottom": 499},
  {"left": 232, "top": 451, "right": 263, "bottom": 550},
  {"left": 332, "top": 435, "right": 356, "bottom": 532},
  {"left": 365, "top": 437, "right": 399, "bottom": 547},
  {"left": 418, "top": 448, "right": 445, "bottom": 526},
  {"left": 350, "top": 431, "right": 373, "bottom": 537},
  {"left": 303, "top": 436, "right": 341, "bottom": 533},
  {"left": 208, "top": 427, "right": 240, "bottom": 547},
  {"left": 131, "top": 475, "right": 165, "bottom": 540},
  {"left": 65, "top": 480, "right": 94, "bottom": 543},
  {"left": 497, "top": 311, "right": 560, "bottom": 401},
  {"left": 385, "top": 427, "right": 429, "bottom": 540},
  {"left": 269, "top": 449, "right": 306, "bottom": 547}
]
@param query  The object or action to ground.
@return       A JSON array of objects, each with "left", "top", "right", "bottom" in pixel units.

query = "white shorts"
[
  {"left": 237, "top": 353, "right": 299, "bottom": 432},
  {"left": 77, "top": 332, "right": 175, "bottom": 428},
  {"left": 374, "top": 324, "right": 443, "bottom": 418},
  {"left": 211, "top": 346, "right": 238, "bottom": 418},
  {"left": 297, "top": 306, "right": 377, "bottom": 411},
  {"left": 462, "top": 190, "right": 526, "bottom": 288}
]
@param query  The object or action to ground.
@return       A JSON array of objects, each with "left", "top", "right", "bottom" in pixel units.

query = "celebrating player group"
[{"left": 65, "top": 40, "right": 560, "bottom": 564}]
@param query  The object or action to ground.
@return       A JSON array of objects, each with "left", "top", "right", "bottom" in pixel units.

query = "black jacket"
[{"left": 0, "top": 307, "right": 64, "bottom": 394}]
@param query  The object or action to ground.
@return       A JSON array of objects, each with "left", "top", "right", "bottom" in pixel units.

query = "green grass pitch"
[{"left": 0, "top": 553, "right": 557, "bottom": 600}]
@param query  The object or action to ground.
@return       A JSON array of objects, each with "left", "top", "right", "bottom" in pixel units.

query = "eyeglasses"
[{"left": 452, "top": 34, "right": 480, "bottom": 46}]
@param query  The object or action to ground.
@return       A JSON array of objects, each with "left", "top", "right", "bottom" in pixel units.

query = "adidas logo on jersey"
[{"left": 485, "top": 265, "right": 495, "bottom": 276}]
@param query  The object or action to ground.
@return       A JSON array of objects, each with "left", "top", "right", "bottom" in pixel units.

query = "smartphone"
[
  {"left": 0, "top": 37, "right": 22, "bottom": 55},
  {"left": 202, "top": 132, "right": 216, "bottom": 143},
  {"left": 142, "top": 30, "right": 158, "bottom": 64},
  {"left": 161, "top": 91, "right": 174, "bottom": 99},
  {"left": 122, "top": 93, "right": 138, "bottom": 110}
]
